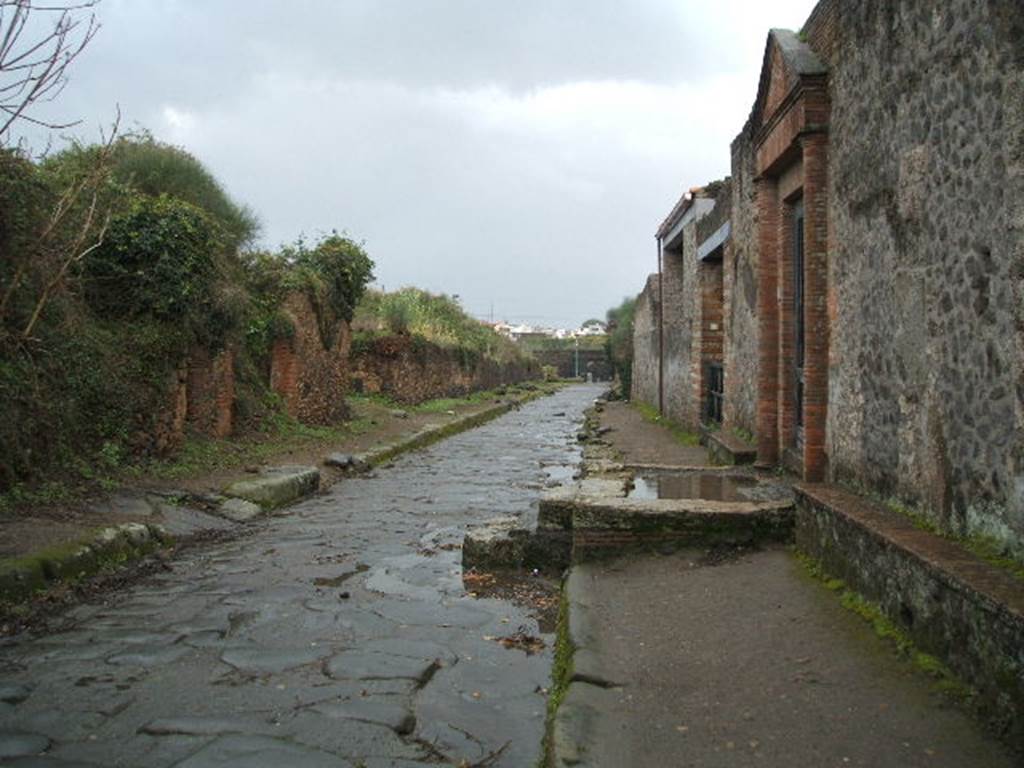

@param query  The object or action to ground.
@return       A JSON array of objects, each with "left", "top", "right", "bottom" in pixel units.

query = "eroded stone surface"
[
  {"left": 0, "top": 685, "right": 31, "bottom": 705},
  {"left": 220, "top": 647, "right": 328, "bottom": 675},
  {"left": 218, "top": 499, "right": 262, "bottom": 523},
  {"left": 0, "top": 732, "right": 51, "bottom": 759}
]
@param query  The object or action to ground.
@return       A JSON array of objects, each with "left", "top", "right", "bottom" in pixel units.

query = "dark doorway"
[{"left": 793, "top": 199, "right": 805, "bottom": 450}]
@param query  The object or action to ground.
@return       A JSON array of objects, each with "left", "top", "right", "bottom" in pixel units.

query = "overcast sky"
[{"left": 14, "top": 0, "right": 817, "bottom": 328}]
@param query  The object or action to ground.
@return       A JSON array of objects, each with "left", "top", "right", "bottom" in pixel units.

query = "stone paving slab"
[{"left": 0, "top": 384, "right": 603, "bottom": 767}]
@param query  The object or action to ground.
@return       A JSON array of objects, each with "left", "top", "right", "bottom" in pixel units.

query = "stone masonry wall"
[
  {"left": 630, "top": 274, "right": 660, "bottom": 407},
  {"left": 186, "top": 346, "right": 234, "bottom": 439},
  {"left": 662, "top": 236, "right": 695, "bottom": 427},
  {"left": 822, "top": 1, "right": 1024, "bottom": 550},
  {"left": 350, "top": 334, "right": 539, "bottom": 405},
  {"left": 724, "top": 126, "right": 760, "bottom": 437},
  {"left": 270, "top": 292, "right": 352, "bottom": 425}
]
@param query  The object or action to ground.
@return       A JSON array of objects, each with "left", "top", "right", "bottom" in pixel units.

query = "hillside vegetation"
[
  {"left": 0, "top": 134, "right": 373, "bottom": 502},
  {"left": 352, "top": 288, "right": 528, "bottom": 365}
]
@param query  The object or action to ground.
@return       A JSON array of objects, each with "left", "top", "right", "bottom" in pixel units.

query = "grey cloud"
[{"left": 12, "top": 0, "right": 818, "bottom": 328}]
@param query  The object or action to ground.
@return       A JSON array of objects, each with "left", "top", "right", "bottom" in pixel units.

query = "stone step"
[{"left": 703, "top": 429, "right": 757, "bottom": 465}]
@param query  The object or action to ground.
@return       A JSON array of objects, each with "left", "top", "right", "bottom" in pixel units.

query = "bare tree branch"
[{"left": 0, "top": 0, "right": 100, "bottom": 142}]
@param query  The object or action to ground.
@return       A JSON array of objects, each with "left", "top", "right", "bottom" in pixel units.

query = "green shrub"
[
  {"left": 242, "top": 233, "right": 375, "bottom": 357},
  {"left": 605, "top": 296, "right": 636, "bottom": 394},
  {"left": 382, "top": 295, "right": 413, "bottom": 334},
  {"left": 82, "top": 194, "right": 236, "bottom": 346}
]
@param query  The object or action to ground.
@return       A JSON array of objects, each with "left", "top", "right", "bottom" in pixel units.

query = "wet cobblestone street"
[{"left": 0, "top": 385, "right": 602, "bottom": 767}]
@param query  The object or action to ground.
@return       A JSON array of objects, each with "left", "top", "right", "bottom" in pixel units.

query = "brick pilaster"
[
  {"left": 755, "top": 177, "right": 780, "bottom": 465},
  {"left": 801, "top": 132, "right": 830, "bottom": 482}
]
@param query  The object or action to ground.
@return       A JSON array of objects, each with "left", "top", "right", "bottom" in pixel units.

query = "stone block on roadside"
[
  {"left": 324, "top": 452, "right": 355, "bottom": 469},
  {"left": 324, "top": 452, "right": 369, "bottom": 473},
  {"left": 218, "top": 498, "right": 262, "bottom": 523},
  {"left": 462, "top": 516, "right": 526, "bottom": 569},
  {"left": 223, "top": 465, "right": 320, "bottom": 511}
]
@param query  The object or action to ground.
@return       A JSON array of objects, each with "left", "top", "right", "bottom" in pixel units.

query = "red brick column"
[
  {"left": 755, "top": 177, "right": 780, "bottom": 465},
  {"left": 801, "top": 132, "right": 830, "bottom": 481}
]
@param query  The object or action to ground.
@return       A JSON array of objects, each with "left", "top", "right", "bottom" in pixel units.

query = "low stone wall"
[
  {"left": 795, "top": 483, "right": 1024, "bottom": 744},
  {"left": 349, "top": 334, "right": 539, "bottom": 405}
]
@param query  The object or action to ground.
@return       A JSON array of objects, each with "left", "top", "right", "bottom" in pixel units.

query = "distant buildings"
[{"left": 492, "top": 321, "right": 607, "bottom": 343}]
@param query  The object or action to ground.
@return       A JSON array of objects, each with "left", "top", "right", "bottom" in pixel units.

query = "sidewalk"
[
  {"left": 596, "top": 400, "right": 709, "bottom": 467},
  {"left": 551, "top": 402, "right": 1017, "bottom": 767}
]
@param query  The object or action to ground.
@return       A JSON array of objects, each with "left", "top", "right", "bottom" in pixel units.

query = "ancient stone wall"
[
  {"left": 630, "top": 274, "right": 660, "bottom": 407},
  {"left": 186, "top": 346, "right": 234, "bottom": 439},
  {"left": 822, "top": 0, "right": 1024, "bottom": 549},
  {"left": 662, "top": 234, "right": 695, "bottom": 426},
  {"left": 532, "top": 349, "right": 613, "bottom": 381},
  {"left": 350, "top": 334, "right": 539, "bottom": 405},
  {"left": 723, "top": 128, "right": 760, "bottom": 437},
  {"left": 270, "top": 292, "right": 352, "bottom": 425}
]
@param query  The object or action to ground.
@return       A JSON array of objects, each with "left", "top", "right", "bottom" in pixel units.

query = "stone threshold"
[{"left": 795, "top": 482, "right": 1024, "bottom": 746}]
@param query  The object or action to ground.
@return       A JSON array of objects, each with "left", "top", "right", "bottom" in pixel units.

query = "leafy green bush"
[
  {"left": 242, "top": 233, "right": 375, "bottom": 356},
  {"left": 42, "top": 133, "right": 259, "bottom": 248},
  {"left": 82, "top": 194, "right": 238, "bottom": 347}
]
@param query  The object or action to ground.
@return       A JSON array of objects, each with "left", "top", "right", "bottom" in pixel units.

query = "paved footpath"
[
  {"left": 556, "top": 402, "right": 1018, "bottom": 767},
  {"left": 0, "top": 384, "right": 604, "bottom": 767}
]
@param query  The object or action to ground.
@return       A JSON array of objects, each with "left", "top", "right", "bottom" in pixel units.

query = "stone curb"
[
  {"left": 0, "top": 522, "right": 172, "bottom": 604},
  {"left": 353, "top": 390, "right": 550, "bottom": 469},
  {"left": 223, "top": 465, "right": 321, "bottom": 512},
  {"left": 550, "top": 564, "right": 623, "bottom": 768}
]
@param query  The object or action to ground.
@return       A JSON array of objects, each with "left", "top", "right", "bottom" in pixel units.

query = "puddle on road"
[
  {"left": 312, "top": 563, "right": 369, "bottom": 587},
  {"left": 463, "top": 570, "right": 561, "bottom": 633},
  {"left": 541, "top": 464, "right": 576, "bottom": 486},
  {"left": 628, "top": 472, "right": 759, "bottom": 502}
]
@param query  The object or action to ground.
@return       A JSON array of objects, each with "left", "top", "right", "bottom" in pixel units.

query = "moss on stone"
[
  {"left": 540, "top": 587, "right": 575, "bottom": 768},
  {"left": 795, "top": 549, "right": 976, "bottom": 705}
]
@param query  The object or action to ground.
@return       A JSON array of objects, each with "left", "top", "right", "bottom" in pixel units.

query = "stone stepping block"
[{"left": 223, "top": 465, "right": 320, "bottom": 511}]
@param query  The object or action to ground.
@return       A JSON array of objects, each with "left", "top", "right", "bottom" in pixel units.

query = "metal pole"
[{"left": 574, "top": 337, "right": 580, "bottom": 379}]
